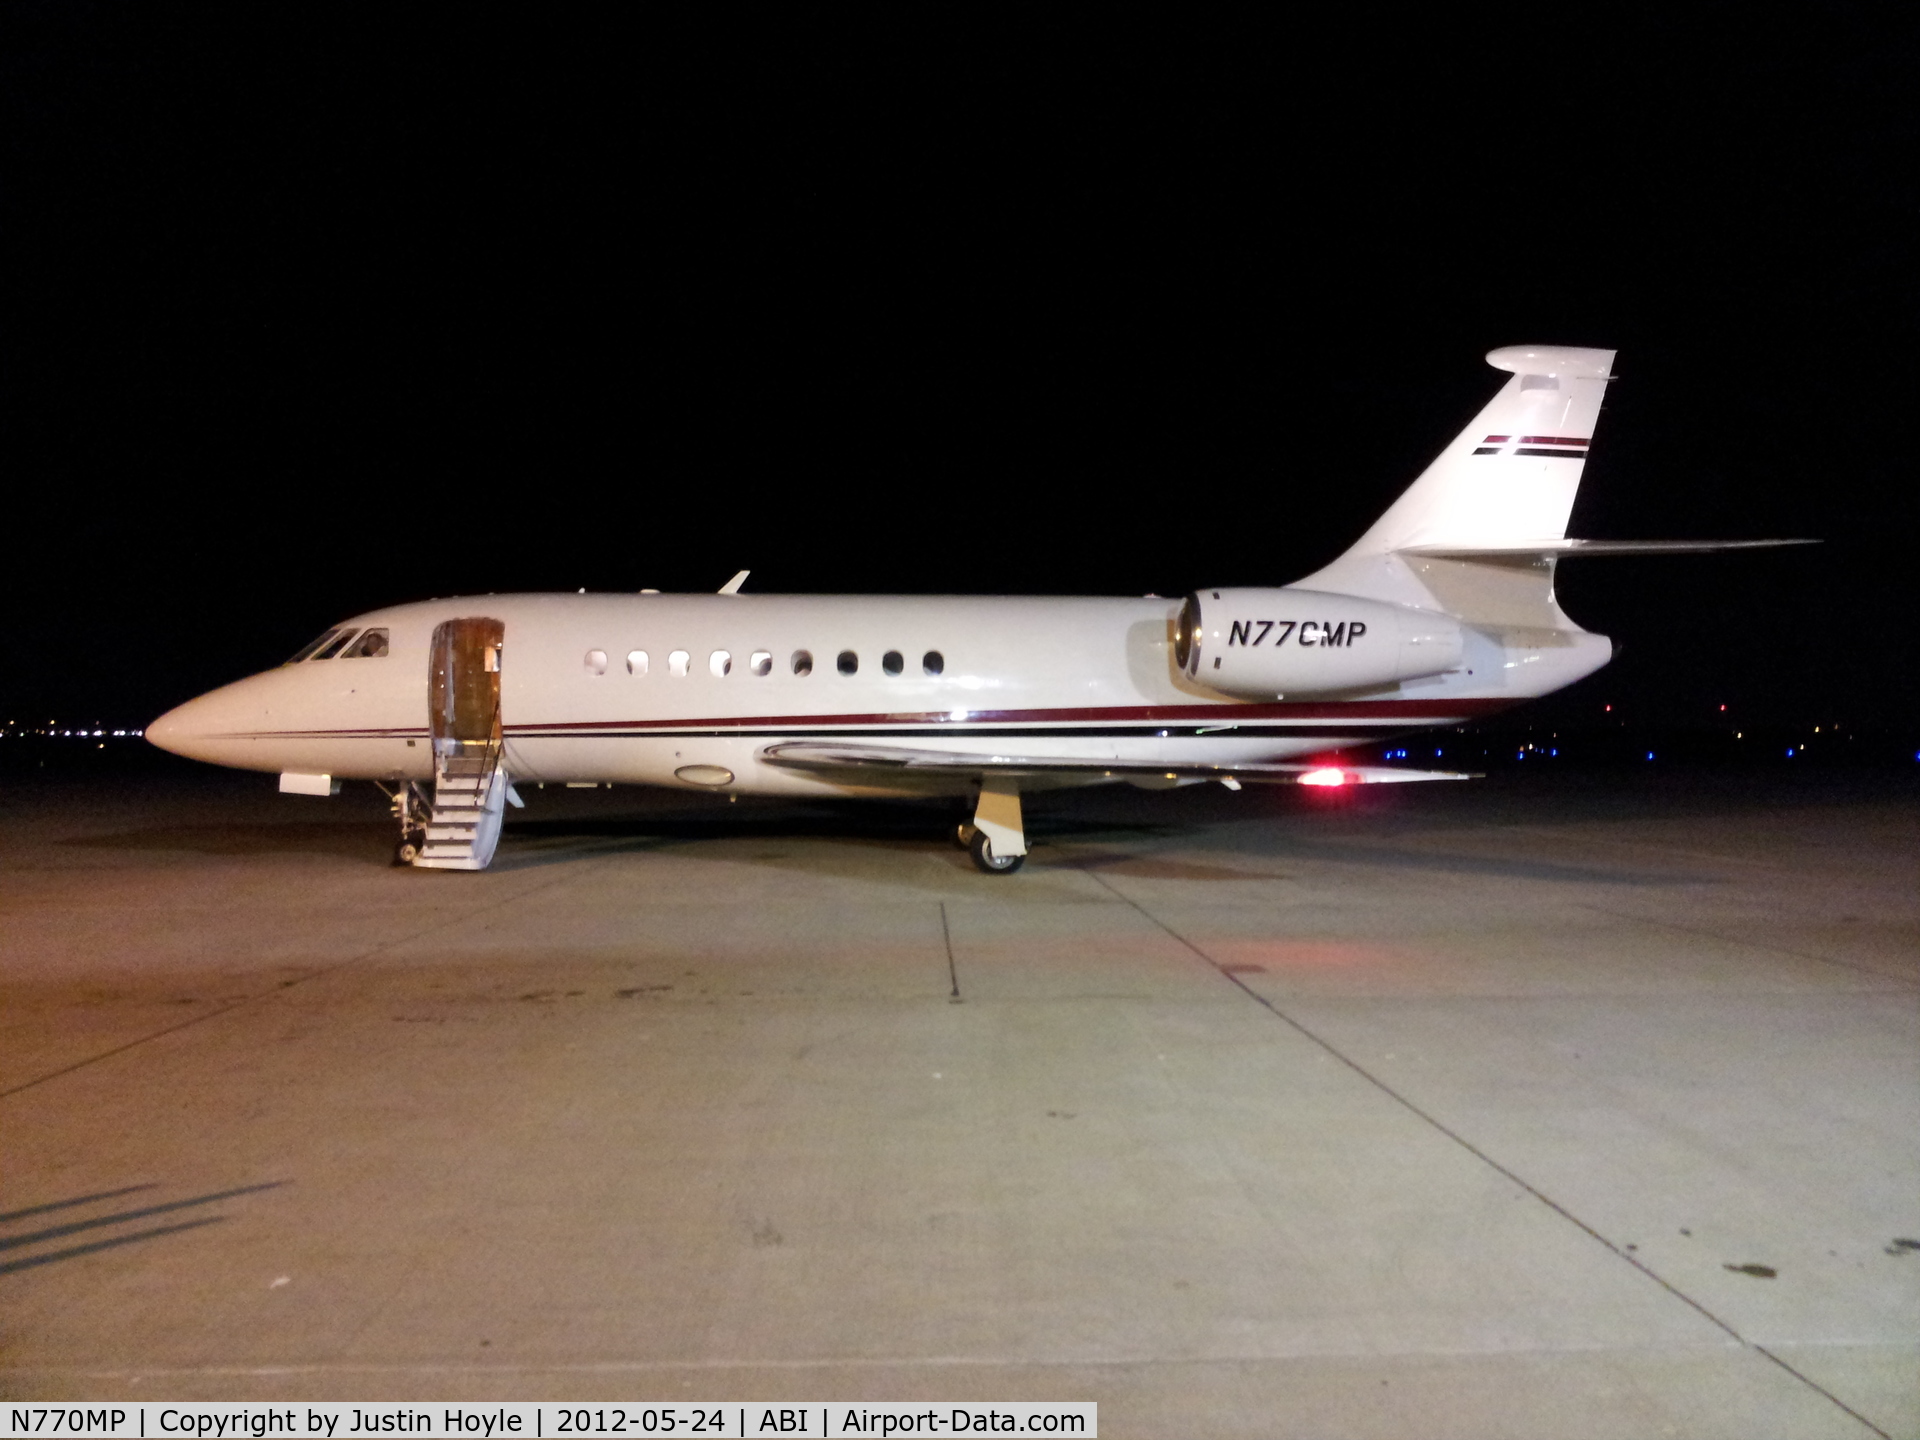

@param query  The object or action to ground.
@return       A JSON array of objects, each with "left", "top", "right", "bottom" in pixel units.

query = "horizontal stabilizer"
[
  {"left": 761, "top": 741, "right": 1473, "bottom": 786},
  {"left": 1398, "top": 538, "right": 1818, "bottom": 561}
]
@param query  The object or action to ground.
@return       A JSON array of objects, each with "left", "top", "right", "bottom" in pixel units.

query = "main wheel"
[
  {"left": 968, "top": 829, "right": 1025, "bottom": 875},
  {"left": 394, "top": 831, "right": 426, "bottom": 866}
]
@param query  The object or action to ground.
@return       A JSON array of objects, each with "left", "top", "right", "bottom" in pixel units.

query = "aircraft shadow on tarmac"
[
  {"left": 66, "top": 821, "right": 395, "bottom": 859},
  {"left": 487, "top": 810, "right": 1710, "bottom": 885},
  {"left": 0, "top": 1182, "right": 283, "bottom": 1276},
  {"left": 58, "top": 803, "right": 1161, "bottom": 872},
  {"left": 61, "top": 806, "right": 1711, "bottom": 885},
  {"left": 485, "top": 807, "right": 1168, "bottom": 873}
]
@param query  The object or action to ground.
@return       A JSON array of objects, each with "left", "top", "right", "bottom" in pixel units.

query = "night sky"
[{"left": 5, "top": 7, "right": 1914, "bottom": 730}]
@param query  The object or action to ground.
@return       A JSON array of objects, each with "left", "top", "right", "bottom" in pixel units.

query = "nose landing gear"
[{"left": 377, "top": 780, "right": 434, "bottom": 868}]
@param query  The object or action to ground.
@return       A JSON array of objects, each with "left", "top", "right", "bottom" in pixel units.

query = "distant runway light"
[{"left": 1299, "top": 768, "right": 1347, "bottom": 787}]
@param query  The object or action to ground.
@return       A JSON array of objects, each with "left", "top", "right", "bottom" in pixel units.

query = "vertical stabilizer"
[{"left": 1298, "top": 346, "right": 1615, "bottom": 614}]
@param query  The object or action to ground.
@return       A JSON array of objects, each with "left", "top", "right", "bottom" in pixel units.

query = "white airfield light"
[{"left": 144, "top": 345, "right": 1813, "bottom": 875}]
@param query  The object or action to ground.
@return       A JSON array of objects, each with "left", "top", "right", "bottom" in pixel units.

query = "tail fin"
[{"left": 1297, "top": 345, "right": 1616, "bottom": 623}]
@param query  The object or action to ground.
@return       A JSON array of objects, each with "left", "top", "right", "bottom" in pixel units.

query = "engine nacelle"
[{"left": 1174, "top": 588, "right": 1464, "bottom": 698}]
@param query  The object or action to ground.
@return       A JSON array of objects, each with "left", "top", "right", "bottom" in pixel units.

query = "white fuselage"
[{"left": 147, "top": 591, "right": 1610, "bottom": 797}]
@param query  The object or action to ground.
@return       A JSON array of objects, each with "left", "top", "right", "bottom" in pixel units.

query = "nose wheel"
[{"left": 378, "top": 780, "right": 434, "bottom": 868}]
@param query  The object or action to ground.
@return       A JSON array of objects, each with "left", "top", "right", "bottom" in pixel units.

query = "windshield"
[
  {"left": 286, "top": 627, "right": 346, "bottom": 664},
  {"left": 342, "top": 628, "right": 389, "bottom": 658}
]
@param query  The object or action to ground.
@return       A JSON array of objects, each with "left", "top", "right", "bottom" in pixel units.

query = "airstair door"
[
  {"left": 417, "top": 617, "right": 509, "bottom": 870},
  {"left": 429, "top": 617, "right": 505, "bottom": 755}
]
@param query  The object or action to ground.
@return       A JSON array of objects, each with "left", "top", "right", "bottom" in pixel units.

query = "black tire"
[
  {"left": 968, "top": 829, "right": 1025, "bottom": 875},
  {"left": 394, "top": 832, "right": 425, "bottom": 866}
]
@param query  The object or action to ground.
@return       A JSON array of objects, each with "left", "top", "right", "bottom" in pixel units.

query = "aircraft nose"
[{"left": 146, "top": 696, "right": 210, "bottom": 759}]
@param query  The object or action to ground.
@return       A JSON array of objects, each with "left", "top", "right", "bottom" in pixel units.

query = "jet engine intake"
[{"left": 1175, "top": 588, "right": 1464, "bottom": 698}]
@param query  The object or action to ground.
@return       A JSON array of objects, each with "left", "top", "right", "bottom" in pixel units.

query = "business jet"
[{"left": 147, "top": 345, "right": 1805, "bottom": 873}]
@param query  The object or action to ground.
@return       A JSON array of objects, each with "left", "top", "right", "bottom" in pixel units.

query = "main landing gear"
[
  {"left": 378, "top": 780, "right": 432, "bottom": 867},
  {"left": 968, "top": 827, "right": 1023, "bottom": 874},
  {"left": 959, "top": 776, "right": 1027, "bottom": 875}
]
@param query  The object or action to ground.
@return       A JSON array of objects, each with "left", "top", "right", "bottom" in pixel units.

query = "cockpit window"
[
  {"left": 311, "top": 629, "right": 359, "bottom": 660},
  {"left": 286, "top": 627, "right": 347, "bottom": 665},
  {"left": 341, "top": 628, "right": 389, "bottom": 658}
]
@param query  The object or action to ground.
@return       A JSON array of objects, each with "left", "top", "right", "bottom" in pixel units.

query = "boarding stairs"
[{"left": 415, "top": 743, "right": 509, "bottom": 870}]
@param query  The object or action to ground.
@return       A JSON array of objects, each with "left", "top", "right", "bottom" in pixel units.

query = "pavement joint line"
[
  {"left": 0, "top": 861, "right": 615, "bottom": 1103},
  {"left": 939, "top": 901, "right": 960, "bottom": 1001},
  {"left": 1575, "top": 903, "right": 1918, "bottom": 986},
  {"left": 1075, "top": 856, "right": 1895, "bottom": 1440}
]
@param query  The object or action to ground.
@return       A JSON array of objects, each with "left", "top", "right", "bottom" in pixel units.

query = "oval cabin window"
[
  {"left": 749, "top": 650, "right": 772, "bottom": 677},
  {"left": 837, "top": 650, "right": 858, "bottom": 676},
  {"left": 923, "top": 650, "right": 944, "bottom": 676},
  {"left": 710, "top": 650, "right": 732, "bottom": 677},
  {"left": 627, "top": 650, "right": 648, "bottom": 676},
  {"left": 882, "top": 650, "right": 904, "bottom": 676},
  {"left": 585, "top": 649, "right": 608, "bottom": 676},
  {"left": 669, "top": 649, "right": 690, "bottom": 677},
  {"left": 791, "top": 650, "right": 813, "bottom": 676}
]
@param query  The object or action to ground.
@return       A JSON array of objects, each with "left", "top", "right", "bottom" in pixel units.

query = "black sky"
[{"left": 4, "top": 5, "right": 1915, "bottom": 727}]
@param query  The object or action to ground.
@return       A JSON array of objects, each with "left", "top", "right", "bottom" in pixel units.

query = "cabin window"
[
  {"left": 585, "top": 649, "right": 608, "bottom": 676},
  {"left": 342, "top": 628, "right": 389, "bottom": 658},
  {"left": 791, "top": 650, "right": 813, "bottom": 676},
  {"left": 710, "top": 650, "right": 731, "bottom": 677},
  {"left": 669, "top": 649, "right": 690, "bottom": 677},
  {"left": 749, "top": 650, "right": 772, "bottom": 677},
  {"left": 923, "top": 650, "right": 944, "bottom": 676},
  {"left": 882, "top": 650, "right": 904, "bottom": 676},
  {"left": 627, "top": 650, "right": 648, "bottom": 676},
  {"left": 286, "top": 627, "right": 346, "bottom": 664},
  {"left": 312, "top": 629, "right": 359, "bottom": 660},
  {"left": 837, "top": 650, "right": 858, "bottom": 676}
]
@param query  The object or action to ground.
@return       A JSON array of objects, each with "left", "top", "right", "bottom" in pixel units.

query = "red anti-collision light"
[{"left": 1298, "top": 768, "right": 1348, "bottom": 787}]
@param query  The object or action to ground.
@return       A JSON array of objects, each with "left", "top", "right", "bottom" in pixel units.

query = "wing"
[{"left": 760, "top": 741, "right": 1472, "bottom": 786}]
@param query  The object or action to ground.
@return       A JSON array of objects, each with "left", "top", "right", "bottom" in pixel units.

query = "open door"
[
  {"left": 417, "top": 617, "right": 509, "bottom": 870},
  {"left": 429, "top": 617, "right": 505, "bottom": 758}
]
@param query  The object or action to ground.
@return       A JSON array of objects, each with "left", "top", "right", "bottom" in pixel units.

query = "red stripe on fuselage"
[{"left": 505, "top": 698, "right": 1519, "bottom": 733}]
